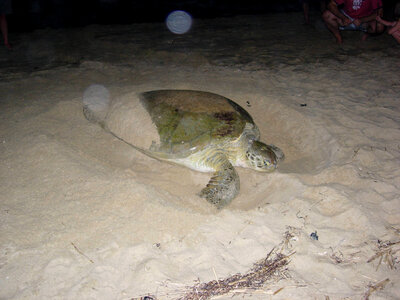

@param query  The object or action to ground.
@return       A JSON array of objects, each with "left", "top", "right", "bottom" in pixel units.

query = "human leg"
[
  {"left": 303, "top": 2, "right": 310, "bottom": 24},
  {"left": 376, "top": 16, "right": 400, "bottom": 43},
  {"left": 0, "top": 13, "right": 10, "bottom": 49},
  {"left": 319, "top": 0, "right": 326, "bottom": 13},
  {"left": 322, "top": 9, "right": 343, "bottom": 43},
  {"left": 360, "top": 19, "right": 384, "bottom": 41},
  {"left": 391, "top": 28, "right": 400, "bottom": 43}
]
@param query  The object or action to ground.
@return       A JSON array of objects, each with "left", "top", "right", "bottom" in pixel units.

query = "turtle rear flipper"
[{"left": 198, "top": 153, "right": 240, "bottom": 209}]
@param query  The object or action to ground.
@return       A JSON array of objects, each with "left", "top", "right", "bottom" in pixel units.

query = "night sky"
[
  {"left": 8, "top": 0, "right": 309, "bottom": 32},
  {"left": 7, "top": 0, "right": 400, "bottom": 33}
]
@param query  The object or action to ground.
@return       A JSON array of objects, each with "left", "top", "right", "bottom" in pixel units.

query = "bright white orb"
[{"left": 166, "top": 10, "right": 192, "bottom": 34}]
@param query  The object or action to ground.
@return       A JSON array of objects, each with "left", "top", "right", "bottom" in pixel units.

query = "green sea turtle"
[{"left": 83, "top": 89, "right": 284, "bottom": 208}]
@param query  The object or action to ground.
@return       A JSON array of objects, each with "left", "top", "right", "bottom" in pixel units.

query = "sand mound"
[{"left": 1, "top": 12, "right": 399, "bottom": 300}]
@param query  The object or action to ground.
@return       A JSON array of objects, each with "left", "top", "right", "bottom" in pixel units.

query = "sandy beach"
[{"left": 1, "top": 11, "right": 399, "bottom": 299}]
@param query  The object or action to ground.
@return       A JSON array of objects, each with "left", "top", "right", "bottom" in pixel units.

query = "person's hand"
[
  {"left": 340, "top": 17, "right": 352, "bottom": 26},
  {"left": 377, "top": 16, "right": 400, "bottom": 43},
  {"left": 353, "top": 18, "right": 362, "bottom": 27}
]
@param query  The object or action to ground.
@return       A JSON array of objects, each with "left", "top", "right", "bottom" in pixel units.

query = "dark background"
[{"left": 7, "top": 0, "right": 400, "bottom": 32}]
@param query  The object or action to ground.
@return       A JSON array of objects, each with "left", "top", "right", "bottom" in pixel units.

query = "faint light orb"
[
  {"left": 166, "top": 10, "right": 192, "bottom": 34},
  {"left": 83, "top": 84, "right": 110, "bottom": 122},
  {"left": 83, "top": 84, "right": 110, "bottom": 111}
]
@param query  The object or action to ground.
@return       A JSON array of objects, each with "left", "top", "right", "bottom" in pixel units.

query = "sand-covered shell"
[{"left": 85, "top": 89, "right": 256, "bottom": 159}]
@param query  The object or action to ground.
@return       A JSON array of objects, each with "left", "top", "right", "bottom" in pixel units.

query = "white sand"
[{"left": 1, "top": 12, "right": 399, "bottom": 299}]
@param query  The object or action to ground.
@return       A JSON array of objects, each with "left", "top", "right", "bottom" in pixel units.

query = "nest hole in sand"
[
  {"left": 228, "top": 96, "right": 339, "bottom": 210},
  {"left": 244, "top": 95, "right": 339, "bottom": 175}
]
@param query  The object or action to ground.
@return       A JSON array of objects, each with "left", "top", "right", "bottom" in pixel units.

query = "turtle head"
[{"left": 245, "top": 140, "right": 284, "bottom": 172}]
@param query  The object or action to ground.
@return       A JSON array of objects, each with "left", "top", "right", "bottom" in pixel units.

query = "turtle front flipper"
[{"left": 198, "top": 153, "right": 240, "bottom": 209}]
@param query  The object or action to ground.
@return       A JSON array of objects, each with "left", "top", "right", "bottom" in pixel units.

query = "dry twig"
[
  {"left": 71, "top": 242, "right": 94, "bottom": 264},
  {"left": 367, "top": 240, "right": 400, "bottom": 270},
  {"left": 363, "top": 278, "right": 390, "bottom": 300},
  {"left": 177, "top": 248, "right": 293, "bottom": 300},
  {"left": 280, "top": 226, "right": 300, "bottom": 251}
]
